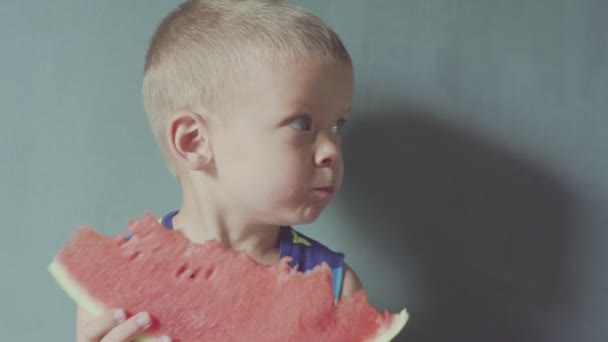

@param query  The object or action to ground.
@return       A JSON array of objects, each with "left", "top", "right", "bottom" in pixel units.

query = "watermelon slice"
[{"left": 48, "top": 212, "right": 409, "bottom": 341}]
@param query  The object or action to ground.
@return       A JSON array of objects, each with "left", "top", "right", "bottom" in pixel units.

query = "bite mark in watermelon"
[{"left": 48, "top": 212, "right": 409, "bottom": 341}]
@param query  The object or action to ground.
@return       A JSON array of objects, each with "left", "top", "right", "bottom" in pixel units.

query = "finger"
[
  {"left": 100, "top": 311, "right": 152, "bottom": 342},
  {"left": 81, "top": 309, "right": 127, "bottom": 342}
]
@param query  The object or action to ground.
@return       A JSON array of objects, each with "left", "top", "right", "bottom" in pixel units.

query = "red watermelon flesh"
[{"left": 48, "top": 212, "right": 409, "bottom": 341}]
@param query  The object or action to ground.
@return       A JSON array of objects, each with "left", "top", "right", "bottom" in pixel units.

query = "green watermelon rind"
[{"left": 48, "top": 259, "right": 157, "bottom": 342}]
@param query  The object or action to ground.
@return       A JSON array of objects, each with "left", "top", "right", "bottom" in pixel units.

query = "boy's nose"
[
  {"left": 314, "top": 137, "right": 340, "bottom": 167},
  {"left": 318, "top": 155, "right": 334, "bottom": 167}
]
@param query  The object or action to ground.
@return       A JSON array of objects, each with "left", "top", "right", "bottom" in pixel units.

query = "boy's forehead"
[
  {"left": 233, "top": 58, "right": 352, "bottom": 101},
  {"left": 277, "top": 69, "right": 352, "bottom": 112}
]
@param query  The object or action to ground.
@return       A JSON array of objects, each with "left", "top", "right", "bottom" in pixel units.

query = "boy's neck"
[{"left": 171, "top": 180, "right": 281, "bottom": 265}]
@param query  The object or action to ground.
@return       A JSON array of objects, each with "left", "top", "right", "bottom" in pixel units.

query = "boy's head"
[{"left": 142, "top": 0, "right": 354, "bottom": 225}]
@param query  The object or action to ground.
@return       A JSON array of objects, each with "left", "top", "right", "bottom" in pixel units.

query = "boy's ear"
[{"left": 166, "top": 110, "right": 213, "bottom": 172}]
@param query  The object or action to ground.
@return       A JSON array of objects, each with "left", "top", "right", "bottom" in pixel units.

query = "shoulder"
[
  {"left": 288, "top": 228, "right": 342, "bottom": 254},
  {"left": 286, "top": 227, "right": 345, "bottom": 270},
  {"left": 341, "top": 262, "right": 364, "bottom": 299},
  {"left": 287, "top": 227, "right": 364, "bottom": 298}
]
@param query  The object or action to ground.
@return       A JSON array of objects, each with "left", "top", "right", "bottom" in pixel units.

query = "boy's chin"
[
  {"left": 290, "top": 216, "right": 319, "bottom": 226},
  {"left": 257, "top": 201, "right": 329, "bottom": 227},
  {"left": 277, "top": 207, "right": 325, "bottom": 226}
]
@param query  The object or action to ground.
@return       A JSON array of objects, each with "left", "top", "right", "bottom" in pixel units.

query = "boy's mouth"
[{"left": 312, "top": 186, "right": 335, "bottom": 197}]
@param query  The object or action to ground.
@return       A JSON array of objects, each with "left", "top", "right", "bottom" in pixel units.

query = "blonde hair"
[{"left": 141, "top": 0, "right": 352, "bottom": 175}]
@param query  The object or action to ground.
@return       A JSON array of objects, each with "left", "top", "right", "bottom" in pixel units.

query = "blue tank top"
[{"left": 159, "top": 210, "right": 345, "bottom": 300}]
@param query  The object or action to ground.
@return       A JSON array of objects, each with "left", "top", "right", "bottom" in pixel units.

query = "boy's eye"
[
  {"left": 331, "top": 118, "right": 348, "bottom": 135},
  {"left": 289, "top": 116, "right": 312, "bottom": 131}
]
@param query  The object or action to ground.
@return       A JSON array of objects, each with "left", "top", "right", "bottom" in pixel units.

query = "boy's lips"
[{"left": 312, "top": 186, "right": 335, "bottom": 196}]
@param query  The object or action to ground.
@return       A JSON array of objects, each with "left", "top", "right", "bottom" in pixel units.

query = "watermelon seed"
[
  {"left": 129, "top": 251, "right": 141, "bottom": 261},
  {"left": 189, "top": 268, "right": 200, "bottom": 280},
  {"left": 204, "top": 268, "right": 215, "bottom": 279},
  {"left": 176, "top": 264, "right": 188, "bottom": 278}
]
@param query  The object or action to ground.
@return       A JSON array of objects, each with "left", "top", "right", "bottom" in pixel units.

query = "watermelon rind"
[
  {"left": 48, "top": 259, "right": 157, "bottom": 342},
  {"left": 368, "top": 308, "right": 409, "bottom": 342}
]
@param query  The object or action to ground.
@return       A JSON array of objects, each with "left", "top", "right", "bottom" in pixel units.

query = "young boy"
[{"left": 76, "top": 1, "right": 362, "bottom": 341}]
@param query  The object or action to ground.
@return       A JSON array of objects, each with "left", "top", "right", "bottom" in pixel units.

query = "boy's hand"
[{"left": 77, "top": 306, "right": 171, "bottom": 342}]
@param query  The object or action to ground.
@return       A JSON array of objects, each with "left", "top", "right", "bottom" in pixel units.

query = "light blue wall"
[
  {"left": 1, "top": 1, "right": 606, "bottom": 341},
  {"left": 1, "top": 1, "right": 183, "bottom": 339}
]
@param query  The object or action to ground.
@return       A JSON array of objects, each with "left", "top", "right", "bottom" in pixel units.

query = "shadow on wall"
[{"left": 338, "top": 106, "right": 576, "bottom": 342}]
